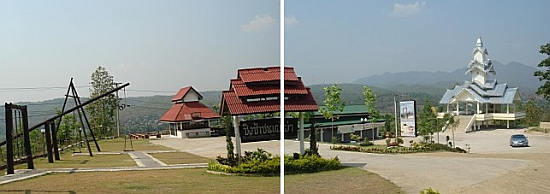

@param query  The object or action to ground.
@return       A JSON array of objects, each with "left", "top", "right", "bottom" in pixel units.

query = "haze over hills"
[
  {"left": 355, "top": 61, "right": 540, "bottom": 95},
  {"left": 0, "top": 61, "right": 543, "bottom": 139}
]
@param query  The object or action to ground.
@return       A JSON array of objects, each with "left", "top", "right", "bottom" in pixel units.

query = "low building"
[
  {"left": 305, "top": 105, "right": 384, "bottom": 143},
  {"left": 439, "top": 37, "right": 525, "bottom": 131},
  {"left": 160, "top": 86, "right": 220, "bottom": 138}
]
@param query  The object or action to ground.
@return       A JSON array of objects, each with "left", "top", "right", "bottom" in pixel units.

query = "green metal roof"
[
  {"left": 314, "top": 104, "right": 368, "bottom": 116},
  {"left": 304, "top": 120, "right": 363, "bottom": 128}
]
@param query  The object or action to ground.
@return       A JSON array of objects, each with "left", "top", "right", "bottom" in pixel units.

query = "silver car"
[{"left": 510, "top": 134, "right": 529, "bottom": 147}]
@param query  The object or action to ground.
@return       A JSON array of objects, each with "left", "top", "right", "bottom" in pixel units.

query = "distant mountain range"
[{"left": 355, "top": 61, "right": 540, "bottom": 94}]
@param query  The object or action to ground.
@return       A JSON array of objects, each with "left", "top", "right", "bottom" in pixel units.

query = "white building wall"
[{"left": 183, "top": 89, "right": 200, "bottom": 102}]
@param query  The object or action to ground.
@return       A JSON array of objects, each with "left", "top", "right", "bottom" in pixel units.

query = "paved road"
[{"left": 151, "top": 137, "right": 280, "bottom": 158}]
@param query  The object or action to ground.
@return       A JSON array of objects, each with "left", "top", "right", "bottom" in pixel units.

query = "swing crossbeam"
[{"left": 1, "top": 79, "right": 130, "bottom": 174}]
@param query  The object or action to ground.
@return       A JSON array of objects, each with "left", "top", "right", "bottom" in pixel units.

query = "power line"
[
  {"left": 125, "top": 89, "right": 175, "bottom": 93},
  {"left": 0, "top": 85, "right": 91, "bottom": 91}
]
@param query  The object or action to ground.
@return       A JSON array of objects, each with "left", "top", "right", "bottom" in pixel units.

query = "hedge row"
[
  {"left": 331, "top": 143, "right": 467, "bottom": 154},
  {"left": 208, "top": 152, "right": 342, "bottom": 176}
]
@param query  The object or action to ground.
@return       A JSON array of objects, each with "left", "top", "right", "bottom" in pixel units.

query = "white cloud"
[
  {"left": 241, "top": 14, "right": 274, "bottom": 32},
  {"left": 391, "top": 1, "right": 426, "bottom": 17},
  {"left": 285, "top": 15, "right": 299, "bottom": 26}
]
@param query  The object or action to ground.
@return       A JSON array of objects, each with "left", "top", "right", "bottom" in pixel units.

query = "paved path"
[
  {"left": 128, "top": 151, "right": 167, "bottom": 167},
  {"left": 151, "top": 136, "right": 280, "bottom": 158}
]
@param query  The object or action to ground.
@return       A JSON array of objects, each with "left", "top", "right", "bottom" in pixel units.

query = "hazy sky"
[
  {"left": 1, "top": 0, "right": 279, "bottom": 102},
  {"left": 3, "top": 1, "right": 550, "bottom": 102},
  {"left": 286, "top": 0, "right": 550, "bottom": 85}
]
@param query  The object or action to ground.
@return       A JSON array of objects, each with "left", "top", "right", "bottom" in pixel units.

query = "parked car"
[{"left": 510, "top": 134, "right": 529, "bottom": 147}]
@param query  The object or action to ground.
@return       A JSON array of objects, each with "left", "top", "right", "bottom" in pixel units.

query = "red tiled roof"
[
  {"left": 221, "top": 88, "right": 318, "bottom": 115},
  {"left": 230, "top": 79, "right": 308, "bottom": 97},
  {"left": 238, "top": 67, "right": 300, "bottom": 83},
  {"left": 284, "top": 88, "right": 319, "bottom": 112},
  {"left": 220, "top": 66, "right": 318, "bottom": 115},
  {"left": 160, "top": 101, "right": 219, "bottom": 122},
  {"left": 171, "top": 86, "right": 202, "bottom": 102}
]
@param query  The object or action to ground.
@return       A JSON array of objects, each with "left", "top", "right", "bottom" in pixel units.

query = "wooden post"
[
  {"left": 44, "top": 122, "right": 54, "bottom": 163},
  {"left": 71, "top": 84, "right": 101, "bottom": 152},
  {"left": 21, "top": 106, "right": 34, "bottom": 169},
  {"left": 232, "top": 116, "right": 241, "bottom": 164},
  {"left": 299, "top": 112, "right": 305, "bottom": 155},
  {"left": 5, "top": 103, "right": 15, "bottom": 174},
  {"left": 51, "top": 122, "right": 60, "bottom": 160}
]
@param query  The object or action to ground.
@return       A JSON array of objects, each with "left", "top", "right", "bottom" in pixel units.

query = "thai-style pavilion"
[
  {"left": 220, "top": 66, "right": 318, "bottom": 156},
  {"left": 439, "top": 37, "right": 525, "bottom": 131},
  {"left": 160, "top": 86, "right": 220, "bottom": 138}
]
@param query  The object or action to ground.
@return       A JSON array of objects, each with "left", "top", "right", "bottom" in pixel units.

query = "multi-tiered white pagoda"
[{"left": 439, "top": 37, "right": 524, "bottom": 131}]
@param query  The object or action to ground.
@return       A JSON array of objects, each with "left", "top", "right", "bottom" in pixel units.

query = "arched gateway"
[
  {"left": 220, "top": 66, "right": 318, "bottom": 157},
  {"left": 439, "top": 38, "right": 525, "bottom": 131}
]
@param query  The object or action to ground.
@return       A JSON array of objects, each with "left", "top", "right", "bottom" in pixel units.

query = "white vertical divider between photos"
[{"left": 280, "top": 0, "right": 285, "bottom": 193}]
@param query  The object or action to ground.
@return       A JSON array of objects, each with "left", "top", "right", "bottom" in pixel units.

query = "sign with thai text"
[{"left": 240, "top": 118, "right": 298, "bottom": 143}]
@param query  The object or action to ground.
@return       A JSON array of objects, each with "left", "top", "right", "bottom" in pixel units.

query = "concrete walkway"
[
  {"left": 0, "top": 150, "right": 207, "bottom": 185},
  {"left": 128, "top": 151, "right": 167, "bottom": 167}
]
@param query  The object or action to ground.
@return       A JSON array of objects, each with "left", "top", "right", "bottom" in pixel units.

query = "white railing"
[
  {"left": 473, "top": 112, "right": 526, "bottom": 121},
  {"left": 465, "top": 114, "right": 476, "bottom": 132}
]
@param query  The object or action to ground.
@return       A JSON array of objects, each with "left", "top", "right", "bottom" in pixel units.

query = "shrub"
[
  {"left": 331, "top": 143, "right": 466, "bottom": 154},
  {"left": 350, "top": 133, "right": 361, "bottom": 142},
  {"left": 209, "top": 149, "right": 343, "bottom": 176},
  {"left": 359, "top": 139, "right": 373, "bottom": 147},
  {"left": 285, "top": 154, "right": 342, "bottom": 174},
  {"left": 420, "top": 187, "right": 440, "bottom": 194},
  {"left": 397, "top": 137, "right": 404, "bottom": 144},
  {"left": 332, "top": 137, "right": 339, "bottom": 144}
]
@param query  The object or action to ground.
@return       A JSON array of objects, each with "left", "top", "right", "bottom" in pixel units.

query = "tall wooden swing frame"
[{"left": 2, "top": 78, "right": 130, "bottom": 174}]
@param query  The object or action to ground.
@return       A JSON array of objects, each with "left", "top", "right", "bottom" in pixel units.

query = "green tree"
[
  {"left": 87, "top": 66, "right": 118, "bottom": 137},
  {"left": 381, "top": 113, "right": 395, "bottom": 136},
  {"left": 221, "top": 115, "right": 235, "bottom": 164},
  {"left": 524, "top": 100, "right": 542, "bottom": 126},
  {"left": 443, "top": 113, "right": 459, "bottom": 148},
  {"left": 319, "top": 84, "right": 345, "bottom": 142},
  {"left": 534, "top": 43, "right": 550, "bottom": 100},
  {"left": 55, "top": 109, "right": 80, "bottom": 145},
  {"left": 363, "top": 86, "right": 380, "bottom": 122},
  {"left": 418, "top": 101, "right": 437, "bottom": 142}
]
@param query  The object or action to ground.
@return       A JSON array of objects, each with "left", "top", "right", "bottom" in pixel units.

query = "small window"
[{"left": 191, "top": 112, "right": 201, "bottom": 118}]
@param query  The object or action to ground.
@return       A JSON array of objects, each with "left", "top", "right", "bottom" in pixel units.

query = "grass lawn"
[
  {"left": 285, "top": 167, "right": 402, "bottom": 194},
  {"left": 0, "top": 168, "right": 279, "bottom": 194},
  {"left": 1, "top": 138, "right": 170, "bottom": 174},
  {"left": 150, "top": 152, "right": 212, "bottom": 165},
  {"left": 84, "top": 138, "right": 172, "bottom": 152}
]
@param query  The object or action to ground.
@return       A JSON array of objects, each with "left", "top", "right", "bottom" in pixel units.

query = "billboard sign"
[
  {"left": 239, "top": 118, "right": 298, "bottom": 143},
  {"left": 399, "top": 100, "right": 417, "bottom": 137}
]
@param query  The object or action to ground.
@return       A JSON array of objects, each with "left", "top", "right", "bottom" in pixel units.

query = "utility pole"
[
  {"left": 394, "top": 95, "right": 398, "bottom": 141},
  {"left": 115, "top": 82, "right": 121, "bottom": 137}
]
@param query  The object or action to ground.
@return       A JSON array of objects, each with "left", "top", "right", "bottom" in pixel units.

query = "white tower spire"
[{"left": 466, "top": 37, "right": 495, "bottom": 86}]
